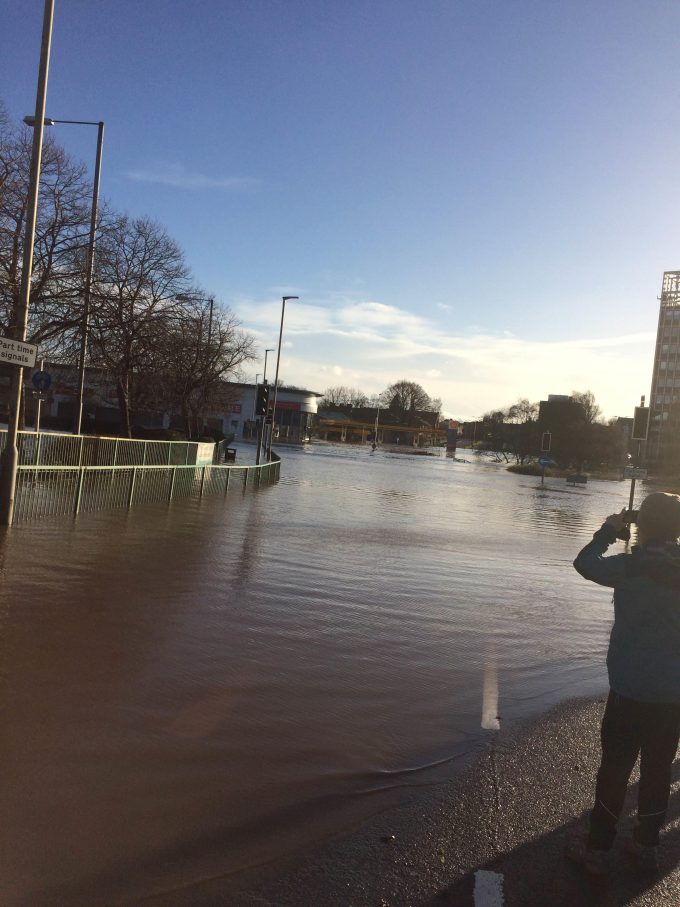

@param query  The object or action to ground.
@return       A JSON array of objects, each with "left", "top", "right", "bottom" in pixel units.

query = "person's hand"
[{"left": 604, "top": 509, "right": 628, "bottom": 532}]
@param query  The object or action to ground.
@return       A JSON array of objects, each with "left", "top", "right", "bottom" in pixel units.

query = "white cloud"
[
  {"left": 125, "top": 162, "right": 259, "bottom": 190},
  {"left": 231, "top": 293, "right": 655, "bottom": 420}
]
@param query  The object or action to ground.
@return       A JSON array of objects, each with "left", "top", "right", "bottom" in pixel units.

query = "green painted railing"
[
  {"left": 0, "top": 429, "right": 206, "bottom": 467},
  {"left": 14, "top": 457, "right": 281, "bottom": 523}
]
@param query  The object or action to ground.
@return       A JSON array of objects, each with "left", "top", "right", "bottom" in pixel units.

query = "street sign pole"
[
  {"left": 626, "top": 396, "right": 648, "bottom": 518},
  {"left": 35, "top": 358, "right": 44, "bottom": 432},
  {"left": 539, "top": 431, "right": 551, "bottom": 487}
]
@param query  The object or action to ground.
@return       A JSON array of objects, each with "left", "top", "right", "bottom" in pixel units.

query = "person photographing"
[{"left": 570, "top": 492, "right": 680, "bottom": 874}]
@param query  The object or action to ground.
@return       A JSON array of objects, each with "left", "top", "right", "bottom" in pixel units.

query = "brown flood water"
[{"left": 0, "top": 445, "right": 634, "bottom": 904}]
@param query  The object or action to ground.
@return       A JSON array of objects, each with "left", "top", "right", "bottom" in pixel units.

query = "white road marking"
[
  {"left": 474, "top": 869, "right": 504, "bottom": 907},
  {"left": 481, "top": 657, "right": 501, "bottom": 730}
]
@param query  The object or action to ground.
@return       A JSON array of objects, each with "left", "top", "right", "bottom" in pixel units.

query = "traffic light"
[
  {"left": 631, "top": 406, "right": 650, "bottom": 441},
  {"left": 541, "top": 431, "right": 551, "bottom": 452},
  {"left": 255, "top": 382, "right": 269, "bottom": 416}
]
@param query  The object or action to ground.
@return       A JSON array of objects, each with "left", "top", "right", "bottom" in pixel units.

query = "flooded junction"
[{"left": 0, "top": 446, "right": 626, "bottom": 904}]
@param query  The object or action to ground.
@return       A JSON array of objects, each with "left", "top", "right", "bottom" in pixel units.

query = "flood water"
[{"left": 0, "top": 445, "right": 637, "bottom": 905}]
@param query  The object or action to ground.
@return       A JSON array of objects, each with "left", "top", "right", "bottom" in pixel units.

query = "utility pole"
[
  {"left": 72, "top": 121, "right": 104, "bottom": 434},
  {"left": 0, "top": 0, "right": 55, "bottom": 526},
  {"left": 267, "top": 296, "right": 298, "bottom": 461}
]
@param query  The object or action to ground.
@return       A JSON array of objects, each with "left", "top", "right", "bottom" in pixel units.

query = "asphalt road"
[{"left": 144, "top": 697, "right": 680, "bottom": 907}]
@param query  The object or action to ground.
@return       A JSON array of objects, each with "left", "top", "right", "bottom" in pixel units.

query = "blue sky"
[{"left": 4, "top": 1, "right": 680, "bottom": 419}]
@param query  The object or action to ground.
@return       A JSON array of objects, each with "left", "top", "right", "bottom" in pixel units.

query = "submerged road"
[{"left": 144, "top": 697, "right": 680, "bottom": 907}]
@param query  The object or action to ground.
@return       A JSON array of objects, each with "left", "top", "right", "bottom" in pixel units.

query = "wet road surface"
[{"left": 0, "top": 445, "right": 658, "bottom": 903}]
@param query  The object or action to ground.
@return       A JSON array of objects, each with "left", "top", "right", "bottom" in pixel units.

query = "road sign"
[
  {"left": 538, "top": 456, "right": 551, "bottom": 467},
  {"left": 0, "top": 338, "right": 38, "bottom": 368},
  {"left": 623, "top": 466, "right": 648, "bottom": 479},
  {"left": 31, "top": 370, "right": 51, "bottom": 392},
  {"left": 540, "top": 431, "right": 551, "bottom": 452}
]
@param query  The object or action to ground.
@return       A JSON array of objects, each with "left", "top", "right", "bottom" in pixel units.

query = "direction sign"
[
  {"left": 623, "top": 466, "right": 648, "bottom": 479},
  {"left": 538, "top": 456, "right": 551, "bottom": 466},
  {"left": 31, "top": 370, "right": 51, "bottom": 392},
  {"left": 0, "top": 338, "right": 38, "bottom": 368}
]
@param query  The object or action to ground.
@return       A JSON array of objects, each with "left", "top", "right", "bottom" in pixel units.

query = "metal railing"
[
  {"left": 13, "top": 456, "right": 281, "bottom": 523},
  {"left": 0, "top": 429, "right": 202, "bottom": 468}
]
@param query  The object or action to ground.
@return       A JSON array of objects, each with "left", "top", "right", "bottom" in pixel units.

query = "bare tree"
[
  {"left": 152, "top": 296, "right": 256, "bottom": 437},
  {"left": 506, "top": 398, "right": 538, "bottom": 423},
  {"left": 382, "top": 379, "right": 432, "bottom": 418},
  {"left": 88, "top": 215, "right": 192, "bottom": 437},
  {"left": 0, "top": 119, "right": 92, "bottom": 351},
  {"left": 571, "top": 390, "right": 602, "bottom": 424},
  {"left": 319, "top": 385, "right": 368, "bottom": 408}
]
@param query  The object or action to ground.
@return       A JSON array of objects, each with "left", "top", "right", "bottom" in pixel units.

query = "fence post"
[
  {"left": 35, "top": 432, "right": 42, "bottom": 467},
  {"left": 224, "top": 468, "right": 230, "bottom": 496},
  {"left": 127, "top": 468, "right": 137, "bottom": 509},
  {"left": 243, "top": 468, "right": 248, "bottom": 488},
  {"left": 74, "top": 468, "right": 85, "bottom": 515},
  {"left": 78, "top": 435, "right": 84, "bottom": 467},
  {"left": 168, "top": 442, "right": 172, "bottom": 465},
  {"left": 142, "top": 442, "right": 147, "bottom": 467},
  {"left": 113, "top": 438, "right": 119, "bottom": 467},
  {"left": 168, "top": 466, "right": 176, "bottom": 501},
  {"left": 199, "top": 466, "right": 206, "bottom": 497}
]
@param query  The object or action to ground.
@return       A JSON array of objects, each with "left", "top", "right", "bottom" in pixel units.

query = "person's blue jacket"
[{"left": 574, "top": 523, "right": 680, "bottom": 704}]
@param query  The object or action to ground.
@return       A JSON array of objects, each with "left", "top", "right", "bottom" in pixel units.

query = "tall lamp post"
[
  {"left": 24, "top": 115, "right": 105, "bottom": 436},
  {"left": 267, "top": 296, "right": 298, "bottom": 461},
  {"left": 263, "top": 347, "right": 274, "bottom": 384},
  {"left": 0, "top": 0, "right": 55, "bottom": 527}
]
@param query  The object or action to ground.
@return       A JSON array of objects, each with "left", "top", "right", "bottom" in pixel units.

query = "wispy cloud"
[
  {"left": 125, "top": 162, "right": 260, "bottom": 190},
  {"left": 231, "top": 293, "right": 655, "bottom": 419}
]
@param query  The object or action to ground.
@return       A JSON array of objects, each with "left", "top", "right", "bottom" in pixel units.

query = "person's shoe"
[
  {"left": 623, "top": 834, "right": 659, "bottom": 873},
  {"left": 566, "top": 830, "right": 610, "bottom": 875}
]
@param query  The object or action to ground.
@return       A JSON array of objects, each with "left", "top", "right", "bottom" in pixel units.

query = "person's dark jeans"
[{"left": 588, "top": 691, "right": 680, "bottom": 850}]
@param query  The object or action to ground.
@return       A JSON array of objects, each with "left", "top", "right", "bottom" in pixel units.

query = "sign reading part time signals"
[{"left": 0, "top": 338, "right": 38, "bottom": 367}]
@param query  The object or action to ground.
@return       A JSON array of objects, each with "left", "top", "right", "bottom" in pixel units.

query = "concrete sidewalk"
[{"left": 146, "top": 697, "right": 680, "bottom": 906}]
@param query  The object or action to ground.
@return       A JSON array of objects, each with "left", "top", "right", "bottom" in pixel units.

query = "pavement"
[{"left": 143, "top": 696, "right": 680, "bottom": 907}]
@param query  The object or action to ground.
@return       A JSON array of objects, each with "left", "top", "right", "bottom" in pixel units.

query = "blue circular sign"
[
  {"left": 32, "top": 370, "right": 52, "bottom": 392},
  {"left": 539, "top": 456, "right": 551, "bottom": 466}
]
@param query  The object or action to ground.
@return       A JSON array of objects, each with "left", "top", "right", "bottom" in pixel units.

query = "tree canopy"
[{"left": 0, "top": 111, "right": 256, "bottom": 438}]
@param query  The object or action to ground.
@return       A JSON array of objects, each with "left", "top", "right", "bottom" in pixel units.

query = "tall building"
[{"left": 647, "top": 271, "right": 680, "bottom": 466}]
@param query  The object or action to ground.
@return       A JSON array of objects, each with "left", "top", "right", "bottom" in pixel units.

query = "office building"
[{"left": 647, "top": 271, "right": 680, "bottom": 466}]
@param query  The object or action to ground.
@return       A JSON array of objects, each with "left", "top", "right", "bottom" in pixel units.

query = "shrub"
[{"left": 507, "top": 462, "right": 551, "bottom": 476}]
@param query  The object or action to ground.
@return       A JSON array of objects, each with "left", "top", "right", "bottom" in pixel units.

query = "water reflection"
[
  {"left": 481, "top": 656, "right": 501, "bottom": 731},
  {"left": 0, "top": 449, "right": 628, "bottom": 904}
]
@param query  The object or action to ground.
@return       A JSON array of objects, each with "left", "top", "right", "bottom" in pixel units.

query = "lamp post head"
[
  {"left": 282, "top": 296, "right": 299, "bottom": 302},
  {"left": 24, "top": 116, "right": 55, "bottom": 126}
]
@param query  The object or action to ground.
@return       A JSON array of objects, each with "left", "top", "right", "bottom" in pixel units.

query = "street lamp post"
[
  {"left": 263, "top": 348, "right": 274, "bottom": 384},
  {"left": 267, "top": 297, "right": 298, "bottom": 461},
  {"left": 0, "top": 0, "right": 55, "bottom": 527},
  {"left": 24, "top": 115, "right": 105, "bottom": 436}
]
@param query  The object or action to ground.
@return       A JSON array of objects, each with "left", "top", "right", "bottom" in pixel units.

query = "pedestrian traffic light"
[
  {"left": 631, "top": 406, "right": 650, "bottom": 441},
  {"left": 541, "top": 431, "right": 551, "bottom": 452},
  {"left": 255, "top": 382, "right": 269, "bottom": 417}
]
